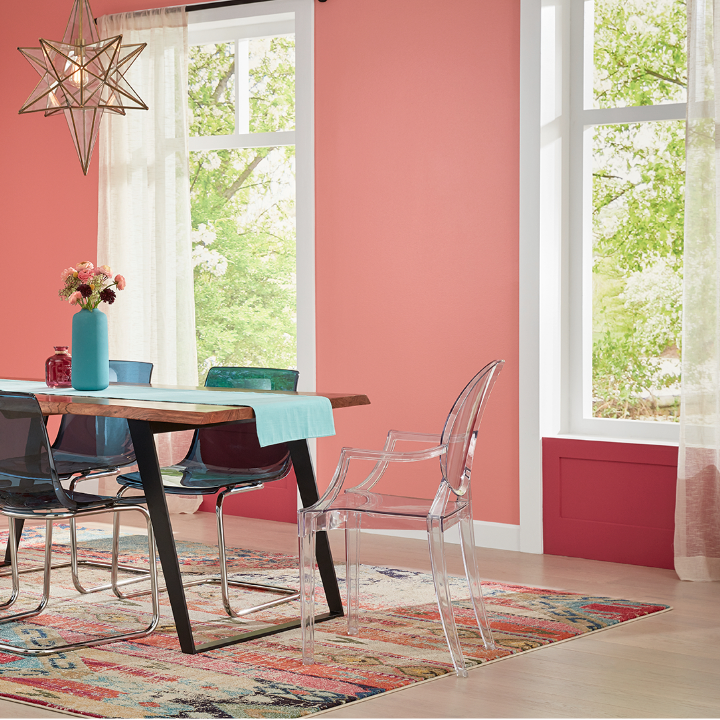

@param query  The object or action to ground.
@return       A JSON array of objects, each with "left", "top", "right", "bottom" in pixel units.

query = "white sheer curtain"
[
  {"left": 676, "top": 0, "right": 720, "bottom": 581},
  {"left": 97, "top": 8, "right": 199, "bottom": 509},
  {"left": 97, "top": 7, "right": 197, "bottom": 388}
]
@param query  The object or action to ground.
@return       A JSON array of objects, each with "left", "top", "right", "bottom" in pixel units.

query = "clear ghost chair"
[
  {"left": 299, "top": 360, "right": 504, "bottom": 678},
  {"left": 0, "top": 390, "right": 159, "bottom": 656}
]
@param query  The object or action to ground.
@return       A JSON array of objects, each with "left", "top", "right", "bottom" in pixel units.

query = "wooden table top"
[{"left": 33, "top": 383, "right": 370, "bottom": 426}]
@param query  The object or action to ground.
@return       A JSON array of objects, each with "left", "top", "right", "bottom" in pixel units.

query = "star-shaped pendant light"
[{"left": 18, "top": 0, "right": 147, "bottom": 175}]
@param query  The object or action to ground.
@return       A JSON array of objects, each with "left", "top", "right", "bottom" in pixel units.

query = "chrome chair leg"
[
  {"left": 0, "top": 518, "right": 76, "bottom": 580},
  {"left": 65, "top": 473, "right": 152, "bottom": 595},
  {"left": 0, "top": 519, "right": 28, "bottom": 612},
  {"left": 68, "top": 516, "right": 151, "bottom": 595},
  {"left": 0, "top": 519, "right": 53, "bottom": 624},
  {"left": 0, "top": 506, "right": 160, "bottom": 657},
  {"left": 216, "top": 485, "right": 300, "bottom": 618},
  {"left": 110, "top": 486, "right": 157, "bottom": 599},
  {"left": 0, "top": 521, "right": 147, "bottom": 589}
]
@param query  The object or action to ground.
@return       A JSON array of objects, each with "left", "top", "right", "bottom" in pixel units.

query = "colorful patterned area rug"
[{"left": 0, "top": 526, "right": 670, "bottom": 719}]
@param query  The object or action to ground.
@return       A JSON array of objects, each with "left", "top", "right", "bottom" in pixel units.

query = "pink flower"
[
  {"left": 94, "top": 265, "right": 112, "bottom": 278},
  {"left": 77, "top": 269, "right": 93, "bottom": 282},
  {"left": 114, "top": 274, "right": 126, "bottom": 290},
  {"left": 68, "top": 291, "right": 83, "bottom": 305},
  {"left": 76, "top": 261, "right": 94, "bottom": 272},
  {"left": 60, "top": 267, "right": 75, "bottom": 281}
]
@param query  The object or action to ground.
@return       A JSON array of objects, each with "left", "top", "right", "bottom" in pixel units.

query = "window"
[
  {"left": 567, "top": 0, "right": 687, "bottom": 440},
  {"left": 520, "top": 0, "right": 687, "bottom": 448},
  {"left": 187, "top": 0, "right": 314, "bottom": 389},
  {"left": 517, "top": 0, "right": 687, "bottom": 552},
  {"left": 580, "top": 0, "right": 686, "bottom": 424}
]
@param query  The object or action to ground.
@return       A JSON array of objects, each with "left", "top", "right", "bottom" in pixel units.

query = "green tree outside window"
[
  {"left": 591, "top": 0, "right": 686, "bottom": 420},
  {"left": 188, "top": 37, "right": 297, "bottom": 378}
]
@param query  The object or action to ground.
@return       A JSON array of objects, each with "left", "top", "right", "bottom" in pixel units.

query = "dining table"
[{"left": 0, "top": 380, "right": 370, "bottom": 655}]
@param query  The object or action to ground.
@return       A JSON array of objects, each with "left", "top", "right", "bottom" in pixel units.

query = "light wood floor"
[{"left": 0, "top": 510, "right": 718, "bottom": 719}]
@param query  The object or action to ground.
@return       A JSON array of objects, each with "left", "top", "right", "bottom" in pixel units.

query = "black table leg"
[
  {"left": 288, "top": 440, "right": 344, "bottom": 616},
  {"left": 1, "top": 518, "right": 24, "bottom": 568},
  {"left": 126, "top": 424, "right": 342, "bottom": 655},
  {"left": 128, "top": 420, "right": 197, "bottom": 654}
]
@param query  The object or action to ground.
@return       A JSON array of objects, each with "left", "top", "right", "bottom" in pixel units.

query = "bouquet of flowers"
[{"left": 59, "top": 261, "right": 126, "bottom": 310}]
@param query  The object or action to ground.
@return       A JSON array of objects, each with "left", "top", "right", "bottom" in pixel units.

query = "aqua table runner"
[{"left": 0, "top": 380, "right": 335, "bottom": 448}]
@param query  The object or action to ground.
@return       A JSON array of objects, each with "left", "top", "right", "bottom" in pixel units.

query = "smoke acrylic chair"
[
  {"left": 299, "top": 360, "right": 504, "bottom": 678},
  {"left": 1, "top": 361, "right": 154, "bottom": 596},
  {"left": 115, "top": 366, "right": 301, "bottom": 619},
  {"left": 0, "top": 390, "right": 159, "bottom": 657}
]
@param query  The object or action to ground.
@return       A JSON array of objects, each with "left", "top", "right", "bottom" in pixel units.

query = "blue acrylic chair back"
[
  {"left": 0, "top": 391, "right": 79, "bottom": 511},
  {"left": 205, "top": 366, "right": 299, "bottom": 392},
  {"left": 178, "top": 367, "right": 300, "bottom": 485},
  {"left": 51, "top": 360, "right": 153, "bottom": 474}
]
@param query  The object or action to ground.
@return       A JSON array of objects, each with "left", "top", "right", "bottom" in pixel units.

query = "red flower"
[{"left": 99, "top": 288, "right": 116, "bottom": 305}]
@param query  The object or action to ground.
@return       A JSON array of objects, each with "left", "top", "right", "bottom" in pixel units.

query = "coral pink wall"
[
  {"left": 314, "top": 0, "right": 521, "bottom": 523},
  {"left": 0, "top": 0, "right": 180, "bottom": 382},
  {"left": 0, "top": 0, "right": 521, "bottom": 525}
]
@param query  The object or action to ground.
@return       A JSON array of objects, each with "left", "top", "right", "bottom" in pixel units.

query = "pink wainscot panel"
[{"left": 543, "top": 437, "right": 678, "bottom": 569}]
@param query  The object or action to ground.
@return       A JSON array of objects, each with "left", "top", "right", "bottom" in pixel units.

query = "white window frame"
[
  {"left": 187, "top": 0, "right": 315, "bottom": 393},
  {"left": 519, "top": 0, "right": 684, "bottom": 553}
]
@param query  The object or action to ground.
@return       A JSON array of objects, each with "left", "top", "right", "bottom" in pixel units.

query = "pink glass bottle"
[{"left": 45, "top": 346, "right": 72, "bottom": 388}]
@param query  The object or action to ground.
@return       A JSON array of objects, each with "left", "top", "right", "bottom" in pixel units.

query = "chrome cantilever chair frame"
[
  {"left": 0, "top": 391, "right": 160, "bottom": 657},
  {"left": 111, "top": 366, "right": 301, "bottom": 621},
  {"left": 112, "top": 483, "right": 299, "bottom": 616},
  {"left": 0, "top": 507, "right": 160, "bottom": 657},
  {"left": 1, "top": 468, "right": 152, "bottom": 596},
  {"left": 299, "top": 360, "right": 504, "bottom": 677}
]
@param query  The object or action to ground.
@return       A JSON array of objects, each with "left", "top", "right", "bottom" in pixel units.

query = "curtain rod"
[
  {"left": 93, "top": 0, "right": 326, "bottom": 25},
  {"left": 186, "top": 0, "right": 326, "bottom": 10}
]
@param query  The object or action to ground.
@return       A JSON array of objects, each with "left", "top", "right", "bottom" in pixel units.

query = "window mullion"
[
  {"left": 583, "top": 103, "right": 687, "bottom": 126},
  {"left": 189, "top": 131, "right": 296, "bottom": 151},
  {"left": 235, "top": 38, "right": 250, "bottom": 135}
]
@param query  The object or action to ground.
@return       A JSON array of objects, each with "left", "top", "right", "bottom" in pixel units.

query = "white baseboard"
[{"left": 364, "top": 521, "right": 522, "bottom": 552}]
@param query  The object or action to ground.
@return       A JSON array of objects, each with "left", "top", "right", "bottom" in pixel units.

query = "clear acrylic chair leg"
[
  {"left": 427, "top": 516, "right": 468, "bottom": 678},
  {"left": 300, "top": 515, "right": 317, "bottom": 665},
  {"left": 345, "top": 512, "right": 361, "bottom": 636},
  {"left": 459, "top": 507, "right": 495, "bottom": 650}
]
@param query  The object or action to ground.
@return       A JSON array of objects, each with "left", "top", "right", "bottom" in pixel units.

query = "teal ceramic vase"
[{"left": 71, "top": 308, "right": 109, "bottom": 391}]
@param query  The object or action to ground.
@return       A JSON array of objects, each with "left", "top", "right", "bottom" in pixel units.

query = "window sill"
[{"left": 546, "top": 432, "right": 678, "bottom": 448}]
